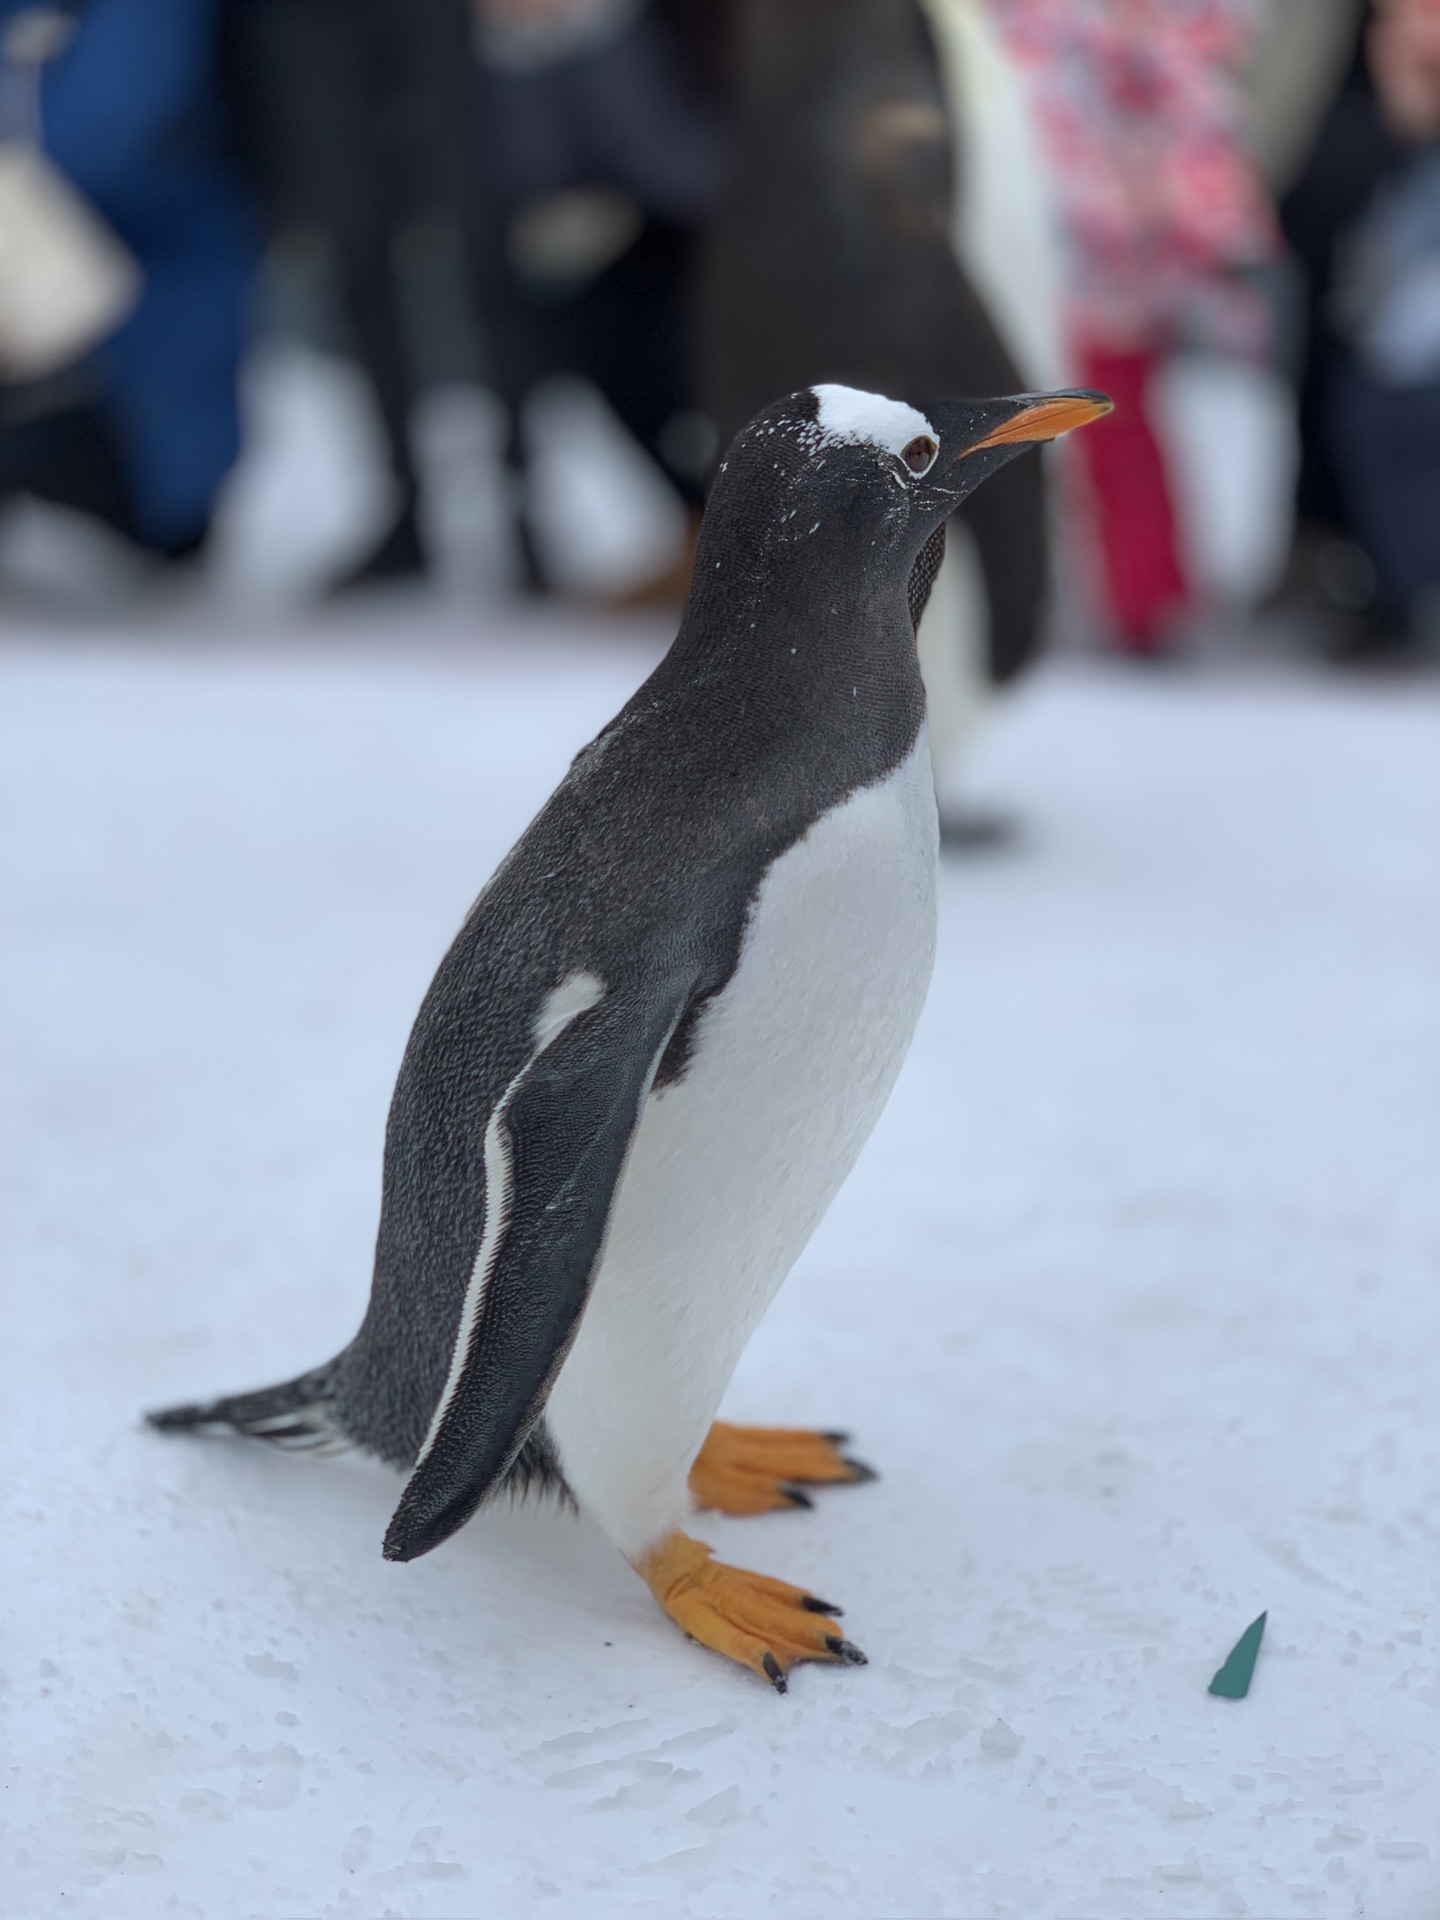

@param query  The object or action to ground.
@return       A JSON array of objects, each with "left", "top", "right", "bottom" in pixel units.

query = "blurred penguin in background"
[{"left": 697, "top": 0, "right": 1066, "bottom": 823}]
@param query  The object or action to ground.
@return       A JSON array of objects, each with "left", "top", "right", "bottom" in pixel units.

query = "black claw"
[
  {"left": 800, "top": 1594, "right": 843, "bottom": 1616},
  {"left": 782, "top": 1484, "right": 814, "bottom": 1509},
  {"left": 818, "top": 1429, "right": 852, "bottom": 1446},
  {"left": 824, "top": 1635, "right": 868, "bottom": 1665},
  {"left": 762, "top": 1651, "right": 787, "bottom": 1692},
  {"left": 841, "top": 1455, "right": 878, "bottom": 1483}
]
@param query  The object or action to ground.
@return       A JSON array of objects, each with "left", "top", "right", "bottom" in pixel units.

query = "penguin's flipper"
[
  {"left": 382, "top": 972, "right": 691, "bottom": 1565},
  {"left": 688, "top": 1422, "right": 876, "bottom": 1514}
]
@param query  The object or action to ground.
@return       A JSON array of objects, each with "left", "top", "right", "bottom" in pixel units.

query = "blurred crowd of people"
[{"left": 0, "top": 0, "right": 1437, "bottom": 667}]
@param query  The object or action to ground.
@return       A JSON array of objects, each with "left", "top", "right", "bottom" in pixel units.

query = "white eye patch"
[{"left": 810, "top": 384, "right": 938, "bottom": 464}]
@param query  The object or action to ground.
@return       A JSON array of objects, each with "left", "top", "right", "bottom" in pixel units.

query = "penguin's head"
[
  {"left": 687, "top": 378, "right": 1113, "bottom": 641},
  {"left": 801, "top": 382, "right": 1110, "bottom": 528},
  {"left": 708, "top": 381, "right": 1111, "bottom": 575}
]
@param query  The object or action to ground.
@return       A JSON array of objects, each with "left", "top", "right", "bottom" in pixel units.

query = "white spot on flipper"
[
  {"left": 810, "top": 384, "right": 935, "bottom": 460},
  {"left": 534, "top": 970, "right": 604, "bottom": 1049},
  {"left": 413, "top": 967, "right": 607, "bottom": 1467}
]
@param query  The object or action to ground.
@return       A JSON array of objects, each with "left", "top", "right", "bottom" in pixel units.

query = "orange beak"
[{"left": 969, "top": 391, "right": 1113, "bottom": 451}]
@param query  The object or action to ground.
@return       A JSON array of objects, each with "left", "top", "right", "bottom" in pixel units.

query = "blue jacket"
[{"left": 4, "top": 0, "right": 258, "bottom": 543}]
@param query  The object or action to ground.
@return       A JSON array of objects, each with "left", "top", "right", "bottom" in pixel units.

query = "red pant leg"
[{"left": 1077, "top": 347, "right": 1188, "bottom": 649}]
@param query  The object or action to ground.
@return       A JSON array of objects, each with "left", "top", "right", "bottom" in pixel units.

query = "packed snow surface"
[{"left": 3, "top": 608, "right": 1438, "bottom": 1920}]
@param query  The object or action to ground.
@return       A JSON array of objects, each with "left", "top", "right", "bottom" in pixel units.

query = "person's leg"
[
  {"left": 0, "top": 407, "right": 131, "bottom": 529},
  {"left": 0, "top": 405, "right": 214, "bottom": 559},
  {"left": 327, "top": 215, "right": 429, "bottom": 589},
  {"left": 580, "top": 223, "right": 707, "bottom": 513},
  {"left": 1076, "top": 346, "right": 1189, "bottom": 652},
  {"left": 1280, "top": 73, "right": 1404, "bottom": 533},
  {"left": 417, "top": 0, "right": 553, "bottom": 591},
  {"left": 231, "top": 0, "right": 427, "bottom": 584},
  {"left": 552, "top": 223, "right": 704, "bottom": 605},
  {"left": 1329, "top": 354, "right": 1440, "bottom": 627},
  {"left": 0, "top": 404, "right": 208, "bottom": 557}
]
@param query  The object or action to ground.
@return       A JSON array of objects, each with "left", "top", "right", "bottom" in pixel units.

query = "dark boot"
[{"left": 327, "top": 502, "right": 427, "bottom": 595}]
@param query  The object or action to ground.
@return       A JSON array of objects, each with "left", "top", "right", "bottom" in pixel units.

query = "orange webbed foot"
[
  {"left": 687, "top": 1420, "right": 876, "bottom": 1515},
  {"left": 634, "top": 1531, "right": 866, "bottom": 1691}
]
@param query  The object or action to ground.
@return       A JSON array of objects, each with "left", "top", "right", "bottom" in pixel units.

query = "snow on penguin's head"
[{"left": 810, "top": 384, "right": 937, "bottom": 466}]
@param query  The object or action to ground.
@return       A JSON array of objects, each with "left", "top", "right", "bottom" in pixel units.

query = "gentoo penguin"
[{"left": 150, "top": 381, "right": 1108, "bottom": 1689}]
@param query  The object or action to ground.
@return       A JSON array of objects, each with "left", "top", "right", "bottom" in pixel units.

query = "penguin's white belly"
[{"left": 545, "top": 729, "right": 938, "bottom": 1557}]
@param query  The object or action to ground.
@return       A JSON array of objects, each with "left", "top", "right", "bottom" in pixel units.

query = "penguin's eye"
[{"left": 901, "top": 435, "right": 938, "bottom": 475}]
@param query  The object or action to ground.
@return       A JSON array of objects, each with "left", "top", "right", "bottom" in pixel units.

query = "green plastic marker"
[{"left": 1208, "top": 1611, "right": 1267, "bottom": 1699}]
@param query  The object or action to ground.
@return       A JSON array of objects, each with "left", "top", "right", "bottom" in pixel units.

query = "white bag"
[
  {"left": 0, "top": 8, "right": 141, "bottom": 381},
  {"left": 0, "top": 140, "right": 140, "bottom": 378}
]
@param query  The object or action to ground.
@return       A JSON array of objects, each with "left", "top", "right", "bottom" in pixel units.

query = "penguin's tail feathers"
[{"left": 146, "top": 1361, "right": 353, "bottom": 1457}]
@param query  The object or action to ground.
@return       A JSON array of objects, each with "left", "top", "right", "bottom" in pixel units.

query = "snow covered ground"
[{"left": 3, "top": 606, "right": 1438, "bottom": 1920}]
